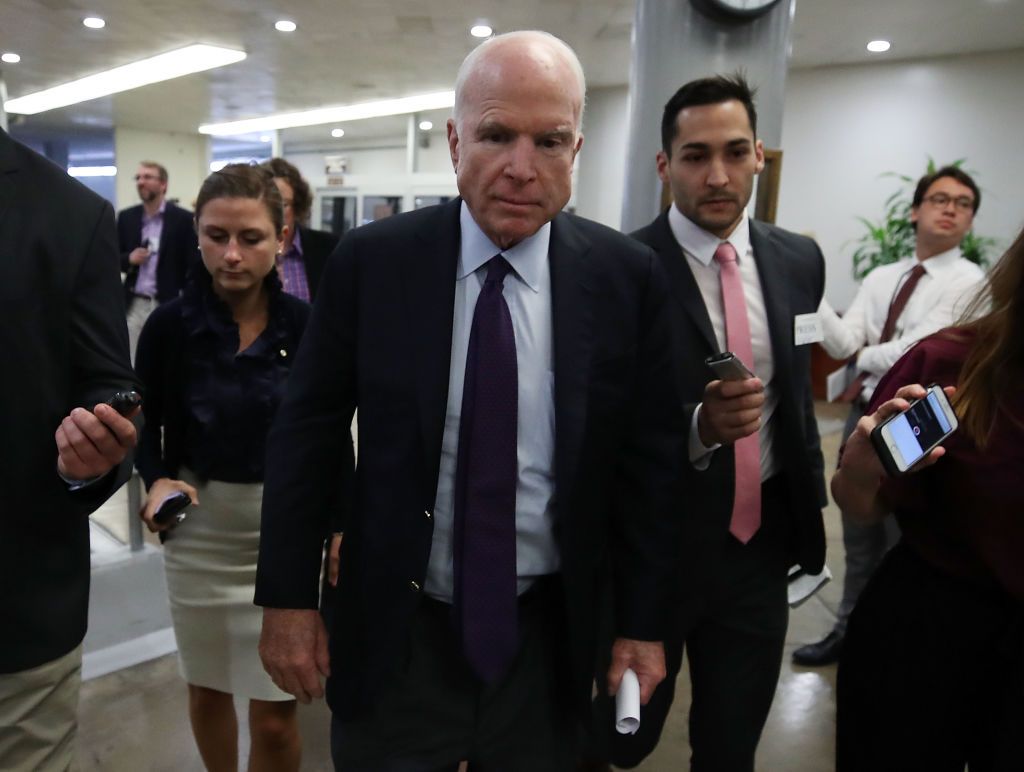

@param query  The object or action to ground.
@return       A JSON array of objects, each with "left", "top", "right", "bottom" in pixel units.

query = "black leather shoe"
[{"left": 792, "top": 630, "right": 844, "bottom": 666}]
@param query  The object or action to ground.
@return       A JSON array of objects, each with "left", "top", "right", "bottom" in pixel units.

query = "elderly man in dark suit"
[
  {"left": 598, "top": 75, "right": 828, "bottom": 772},
  {"left": 0, "top": 129, "right": 140, "bottom": 770},
  {"left": 116, "top": 160, "right": 198, "bottom": 359},
  {"left": 255, "top": 30, "right": 684, "bottom": 771}
]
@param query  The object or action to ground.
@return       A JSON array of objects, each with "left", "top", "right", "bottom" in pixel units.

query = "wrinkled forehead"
[{"left": 457, "top": 39, "right": 584, "bottom": 127}]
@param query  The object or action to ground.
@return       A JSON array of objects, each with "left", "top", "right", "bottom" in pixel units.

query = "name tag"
[{"left": 793, "top": 313, "right": 824, "bottom": 346}]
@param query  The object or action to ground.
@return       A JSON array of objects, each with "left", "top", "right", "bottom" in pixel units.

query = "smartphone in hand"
[
  {"left": 870, "top": 384, "right": 958, "bottom": 476},
  {"left": 705, "top": 351, "right": 755, "bottom": 381},
  {"left": 153, "top": 491, "right": 191, "bottom": 528},
  {"left": 107, "top": 390, "right": 142, "bottom": 416}
]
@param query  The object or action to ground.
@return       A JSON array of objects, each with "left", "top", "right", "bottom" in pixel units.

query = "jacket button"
[{"left": 409, "top": 581, "right": 420, "bottom": 592}]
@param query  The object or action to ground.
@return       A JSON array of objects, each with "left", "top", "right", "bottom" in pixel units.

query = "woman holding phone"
[
  {"left": 135, "top": 164, "right": 311, "bottom": 771},
  {"left": 832, "top": 227, "right": 1024, "bottom": 770}
]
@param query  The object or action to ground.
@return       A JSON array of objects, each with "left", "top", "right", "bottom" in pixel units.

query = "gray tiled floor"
[{"left": 77, "top": 403, "right": 849, "bottom": 771}]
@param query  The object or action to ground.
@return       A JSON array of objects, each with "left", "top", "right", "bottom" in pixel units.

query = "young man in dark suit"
[
  {"left": 254, "top": 30, "right": 684, "bottom": 770},
  {"left": 0, "top": 129, "right": 140, "bottom": 769},
  {"left": 603, "top": 75, "right": 828, "bottom": 771},
  {"left": 116, "top": 160, "right": 198, "bottom": 359}
]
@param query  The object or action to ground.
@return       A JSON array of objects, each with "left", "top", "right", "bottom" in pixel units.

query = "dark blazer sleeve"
[
  {"left": 610, "top": 249, "right": 686, "bottom": 641},
  {"left": 255, "top": 234, "right": 357, "bottom": 610},
  {"left": 134, "top": 302, "right": 180, "bottom": 488},
  {"left": 117, "top": 206, "right": 141, "bottom": 273}
]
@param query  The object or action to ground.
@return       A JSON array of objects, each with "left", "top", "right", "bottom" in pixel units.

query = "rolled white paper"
[{"left": 615, "top": 667, "right": 641, "bottom": 734}]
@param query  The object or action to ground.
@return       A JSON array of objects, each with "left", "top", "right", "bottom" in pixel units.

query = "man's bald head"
[{"left": 452, "top": 30, "right": 586, "bottom": 136}]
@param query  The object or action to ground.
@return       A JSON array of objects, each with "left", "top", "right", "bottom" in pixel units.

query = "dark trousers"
[
  {"left": 835, "top": 403, "right": 900, "bottom": 635},
  {"left": 331, "top": 579, "right": 578, "bottom": 771},
  {"left": 591, "top": 475, "right": 792, "bottom": 771},
  {"left": 837, "top": 543, "right": 1024, "bottom": 771}
]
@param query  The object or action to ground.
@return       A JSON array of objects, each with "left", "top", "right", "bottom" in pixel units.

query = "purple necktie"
[
  {"left": 453, "top": 255, "right": 519, "bottom": 683},
  {"left": 714, "top": 242, "right": 761, "bottom": 544}
]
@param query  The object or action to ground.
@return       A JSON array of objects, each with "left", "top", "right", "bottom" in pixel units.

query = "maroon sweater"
[{"left": 869, "top": 330, "right": 1024, "bottom": 602}]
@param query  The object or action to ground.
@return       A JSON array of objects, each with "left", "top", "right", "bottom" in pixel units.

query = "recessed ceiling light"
[
  {"left": 470, "top": 24, "right": 493, "bottom": 38},
  {"left": 199, "top": 91, "right": 456, "bottom": 136},
  {"left": 4, "top": 44, "right": 247, "bottom": 115},
  {"left": 259, "top": 134, "right": 271, "bottom": 142},
  {"left": 275, "top": 20, "right": 297, "bottom": 32},
  {"left": 83, "top": 17, "right": 106, "bottom": 29},
  {"left": 418, "top": 120, "right": 433, "bottom": 131},
  {"left": 866, "top": 39, "right": 891, "bottom": 53},
  {"left": 331, "top": 128, "right": 345, "bottom": 138},
  {"left": 1, "top": 52, "right": 21, "bottom": 64}
]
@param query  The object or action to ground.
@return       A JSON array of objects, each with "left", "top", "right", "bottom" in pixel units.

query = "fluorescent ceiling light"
[
  {"left": 331, "top": 128, "right": 345, "bottom": 138},
  {"left": 200, "top": 90, "right": 456, "bottom": 136},
  {"left": 471, "top": 25, "right": 493, "bottom": 38},
  {"left": 68, "top": 165, "right": 117, "bottom": 177},
  {"left": 4, "top": 44, "right": 246, "bottom": 115},
  {"left": 83, "top": 17, "right": 106, "bottom": 29},
  {"left": 418, "top": 120, "right": 433, "bottom": 131},
  {"left": 866, "top": 39, "right": 891, "bottom": 53},
  {"left": 275, "top": 20, "right": 297, "bottom": 32},
  {"left": 1, "top": 52, "right": 20, "bottom": 64},
  {"left": 259, "top": 134, "right": 271, "bottom": 142}
]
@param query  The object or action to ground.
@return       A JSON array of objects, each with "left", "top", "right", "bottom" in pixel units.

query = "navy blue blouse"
[{"left": 135, "top": 267, "right": 311, "bottom": 487}]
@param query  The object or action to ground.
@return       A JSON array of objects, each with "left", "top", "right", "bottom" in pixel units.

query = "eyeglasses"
[
  {"left": 134, "top": 173, "right": 160, "bottom": 182},
  {"left": 923, "top": 193, "right": 974, "bottom": 212}
]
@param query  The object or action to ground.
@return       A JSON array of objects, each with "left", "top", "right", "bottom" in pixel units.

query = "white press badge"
[{"left": 793, "top": 313, "right": 824, "bottom": 346}]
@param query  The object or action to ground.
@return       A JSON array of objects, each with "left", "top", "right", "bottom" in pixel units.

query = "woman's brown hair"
[
  {"left": 954, "top": 226, "right": 1024, "bottom": 447},
  {"left": 194, "top": 163, "right": 285, "bottom": 235}
]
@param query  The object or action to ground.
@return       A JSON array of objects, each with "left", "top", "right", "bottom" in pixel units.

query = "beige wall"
[{"left": 113, "top": 128, "right": 209, "bottom": 213}]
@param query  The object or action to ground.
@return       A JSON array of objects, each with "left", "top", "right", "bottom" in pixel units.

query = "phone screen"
[{"left": 885, "top": 391, "right": 953, "bottom": 469}]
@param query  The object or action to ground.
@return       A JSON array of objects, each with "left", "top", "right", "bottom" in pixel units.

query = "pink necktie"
[{"left": 714, "top": 242, "right": 761, "bottom": 543}]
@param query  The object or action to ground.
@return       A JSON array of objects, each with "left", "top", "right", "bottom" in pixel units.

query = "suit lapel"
[
  {"left": 403, "top": 200, "right": 461, "bottom": 505},
  {"left": 749, "top": 220, "right": 794, "bottom": 384},
  {"left": 647, "top": 212, "right": 718, "bottom": 353},
  {"left": 549, "top": 213, "right": 594, "bottom": 500}
]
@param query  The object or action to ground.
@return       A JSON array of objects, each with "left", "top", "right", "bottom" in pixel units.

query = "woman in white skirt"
[{"left": 135, "top": 164, "right": 311, "bottom": 771}]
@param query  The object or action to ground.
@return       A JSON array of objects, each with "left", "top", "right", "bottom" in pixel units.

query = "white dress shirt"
[
  {"left": 819, "top": 247, "right": 984, "bottom": 401},
  {"left": 425, "top": 202, "right": 559, "bottom": 603},
  {"left": 667, "top": 204, "right": 779, "bottom": 481}
]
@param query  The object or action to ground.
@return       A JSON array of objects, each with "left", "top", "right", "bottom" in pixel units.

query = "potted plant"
[{"left": 850, "top": 159, "right": 998, "bottom": 281}]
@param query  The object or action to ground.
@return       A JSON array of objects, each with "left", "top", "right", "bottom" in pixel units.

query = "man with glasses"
[
  {"left": 793, "top": 165, "right": 985, "bottom": 667},
  {"left": 117, "top": 160, "right": 198, "bottom": 360}
]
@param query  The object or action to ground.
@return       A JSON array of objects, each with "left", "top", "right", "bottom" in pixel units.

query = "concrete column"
[
  {"left": 0, "top": 69, "right": 8, "bottom": 133},
  {"left": 621, "top": 0, "right": 795, "bottom": 232}
]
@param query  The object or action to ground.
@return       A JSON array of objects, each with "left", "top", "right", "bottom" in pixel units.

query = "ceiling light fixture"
[
  {"left": 1, "top": 52, "right": 21, "bottom": 64},
  {"left": 331, "top": 128, "right": 345, "bottom": 138},
  {"left": 4, "top": 44, "right": 247, "bottom": 115},
  {"left": 470, "top": 24, "right": 493, "bottom": 38},
  {"left": 199, "top": 90, "right": 456, "bottom": 136},
  {"left": 418, "top": 120, "right": 433, "bottom": 131},
  {"left": 83, "top": 17, "right": 106, "bottom": 29},
  {"left": 866, "top": 39, "right": 891, "bottom": 53},
  {"left": 275, "top": 20, "right": 297, "bottom": 32},
  {"left": 260, "top": 134, "right": 271, "bottom": 142}
]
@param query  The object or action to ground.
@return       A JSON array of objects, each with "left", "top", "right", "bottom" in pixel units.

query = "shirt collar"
[
  {"left": 285, "top": 225, "right": 303, "bottom": 259},
  {"left": 667, "top": 203, "right": 751, "bottom": 267},
  {"left": 458, "top": 200, "right": 548, "bottom": 292},
  {"left": 142, "top": 199, "right": 167, "bottom": 223},
  {"left": 914, "top": 245, "right": 963, "bottom": 276}
]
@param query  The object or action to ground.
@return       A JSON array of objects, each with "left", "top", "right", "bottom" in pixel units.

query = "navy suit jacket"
[
  {"left": 117, "top": 200, "right": 198, "bottom": 308},
  {"left": 256, "top": 198, "right": 685, "bottom": 719},
  {"left": 0, "top": 130, "right": 138, "bottom": 673},
  {"left": 297, "top": 225, "right": 339, "bottom": 301},
  {"left": 632, "top": 211, "right": 827, "bottom": 593}
]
